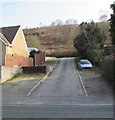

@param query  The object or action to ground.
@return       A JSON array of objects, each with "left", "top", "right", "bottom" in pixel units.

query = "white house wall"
[
  {"left": 0, "top": 40, "right": 6, "bottom": 66},
  {"left": 0, "top": 40, "right": 3, "bottom": 66}
]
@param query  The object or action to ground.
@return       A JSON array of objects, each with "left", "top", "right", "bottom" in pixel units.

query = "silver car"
[{"left": 78, "top": 59, "right": 93, "bottom": 69}]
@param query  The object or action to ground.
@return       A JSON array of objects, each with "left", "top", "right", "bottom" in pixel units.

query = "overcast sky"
[{"left": 0, "top": 0, "right": 114, "bottom": 28}]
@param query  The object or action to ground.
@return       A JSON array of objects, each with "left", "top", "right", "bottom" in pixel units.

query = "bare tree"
[
  {"left": 39, "top": 22, "right": 44, "bottom": 27},
  {"left": 65, "top": 19, "right": 78, "bottom": 25},
  {"left": 50, "top": 21, "right": 56, "bottom": 26},
  {"left": 99, "top": 15, "right": 108, "bottom": 22},
  {"left": 50, "top": 19, "right": 63, "bottom": 26},
  {"left": 55, "top": 19, "right": 63, "bottom": 26}
]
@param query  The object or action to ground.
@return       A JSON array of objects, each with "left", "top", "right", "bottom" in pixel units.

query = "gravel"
[{"left": 80, "top": 70, "right": 113, "bottom": 98}]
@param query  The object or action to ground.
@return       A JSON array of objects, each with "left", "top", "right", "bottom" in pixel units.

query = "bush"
[
  {"left": 101, "top": 58, "right": 114, "bottom": 86},
  {"left": 74, "top": 57, "right": 81, "bottom": 64},
  {"left": 74, "top": 22, "right": 106, "bottom": 65},
  {"left": 74, "top": 57, "right": 81, "bottom": 70},
  {"left": 104, "top": 46, "right": 113, "bottom": 56},
  {"left": 46, "top": 51, "right": 77, "bottom": 58}
]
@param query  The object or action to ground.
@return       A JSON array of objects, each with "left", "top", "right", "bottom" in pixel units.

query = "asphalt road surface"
[
  {"left": 30, "top": 58, "right": 84, "bottom": 98},
  {"left": 2, "top": 58, "right": 113, "bottom": 118}
]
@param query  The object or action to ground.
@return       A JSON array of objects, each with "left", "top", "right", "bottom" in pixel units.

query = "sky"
[{"left": 0, "top": 0, "right": 114, "bottom": 28}]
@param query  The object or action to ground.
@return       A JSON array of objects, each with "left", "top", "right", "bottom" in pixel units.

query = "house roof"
[
  {"left": 0, "top": 38, "right": 12, "bottom": 46},
  {"left": 0, "top": 25, "right": 20, "bottom": 44}
]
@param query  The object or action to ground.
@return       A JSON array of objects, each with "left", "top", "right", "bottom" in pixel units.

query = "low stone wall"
[{"left": 0, "top": 66, "right": 23, "bottom": 83}]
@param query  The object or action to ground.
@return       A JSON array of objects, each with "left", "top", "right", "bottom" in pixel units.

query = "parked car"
[{"left": 78, "top": 59, "right": 93, "bottom": 69}]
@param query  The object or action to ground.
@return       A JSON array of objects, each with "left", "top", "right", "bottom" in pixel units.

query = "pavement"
[
  {"left": 1, "top": 58, "right": 113, "bottom": 118},
  {"left": 80, "top": 70, "right": 113, "bottom": 98},
  {"left": 1, "top": 118, "right": 113, "bottom": 120},
  {"left": 2, "top": 104, "right": 113, "bottom": 118}
]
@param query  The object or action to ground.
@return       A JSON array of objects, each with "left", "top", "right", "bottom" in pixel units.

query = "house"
[
  {"left": 0, "top": 25, "right": 29, "bottom": 66},
  {"left": 0, "top": 25, "right": 46, "bottom": 83}
]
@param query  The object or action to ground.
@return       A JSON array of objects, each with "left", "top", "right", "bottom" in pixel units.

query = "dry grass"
[{"left": 24, "top": 22, "right": 111, "bottom": 57}]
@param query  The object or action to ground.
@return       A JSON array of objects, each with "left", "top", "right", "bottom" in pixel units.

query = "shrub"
[
  {"left": 74, "top": 22, "right": 106, "bottom": 65},
  {"left": 104, "top": 46, "right": 113, "bottom": 56},
  {"left": 46, "top": 50, "right": 77, "bottom": 58},
  {"left": 101, "top": 58, "right": 114, "bottom": 86}
]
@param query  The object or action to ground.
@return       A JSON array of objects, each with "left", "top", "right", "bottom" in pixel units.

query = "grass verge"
[
  {"left": 46, "top": 58, "right": 59, "bottom": 62},
  {"left": 1, "top": 73, "right": 46, "bottom": 84}
]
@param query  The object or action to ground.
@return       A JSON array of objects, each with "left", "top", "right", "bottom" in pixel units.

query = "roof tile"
[{"left": 0, "top": 25, "right": 20, "bottom": 44}]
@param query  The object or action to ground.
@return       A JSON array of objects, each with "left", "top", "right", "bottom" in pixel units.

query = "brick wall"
[
  {"left": 5, "top": 53, "right": 33, "bottom": 67},
  {"left": 22, "top": 66, "right": 48, "bottom": 74}
]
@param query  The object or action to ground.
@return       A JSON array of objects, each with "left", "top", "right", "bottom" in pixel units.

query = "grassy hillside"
[{"left": 23, "top": 22, "right": 111, "bottom": 57}]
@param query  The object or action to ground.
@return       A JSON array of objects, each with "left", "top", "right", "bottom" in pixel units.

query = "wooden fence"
[
  {"left": 5, "top": 53, "right": 33, "bottom": 67},
  {"left": 35, "top": 51, "right": 45, "bottom": 66},
  {"left": 5, "top": 51, "right": 45, "bottom": 67}
]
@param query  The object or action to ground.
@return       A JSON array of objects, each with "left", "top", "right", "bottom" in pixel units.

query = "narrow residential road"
[
  {"left": 30, "top": 58, "right": 84, "bottom": 98},
  {"left": 2, "top": 58, "right": 113, "bottom": 118}
]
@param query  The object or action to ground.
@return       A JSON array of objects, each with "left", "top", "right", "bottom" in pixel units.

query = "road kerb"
[
  {"left": 77, "top": 70, "right": 88, "bottom": 96},
  {"left": 26, "top": 61, "right": 58, "bottom": 97},
  {"left": 26, "top": 69, "right": 53, "bottom": 97}
]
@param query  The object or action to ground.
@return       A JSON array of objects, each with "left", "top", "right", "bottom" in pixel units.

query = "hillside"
[{"left": 23, "top": 22, "right": 111, "bottom": 57}]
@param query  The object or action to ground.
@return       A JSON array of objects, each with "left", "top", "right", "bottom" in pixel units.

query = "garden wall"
[
  {"left": 0, "top": 66, "right": 23, "bottom": 83},
  {"left": 22, "top": 66, "right": 49, "bottom": 74}
]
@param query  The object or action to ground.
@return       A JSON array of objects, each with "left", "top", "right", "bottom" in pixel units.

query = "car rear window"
[{"left": 80, "top": 60, "right": 90, "bottom": 64}]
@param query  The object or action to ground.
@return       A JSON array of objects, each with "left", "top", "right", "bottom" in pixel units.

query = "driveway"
[
  {"left": 2, "top": 58, "right": 84, "bottom": 105},
  {"left": 2, "top": 58, "right": 113, "bottom": 118},
  {"left": 32, "top": 58, "right": 84, "bottom": 97}
]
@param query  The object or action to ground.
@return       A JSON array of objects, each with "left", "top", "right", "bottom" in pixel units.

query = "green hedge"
[{"left": 46, "top": 51, "right": 77, "bottom": 58}]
